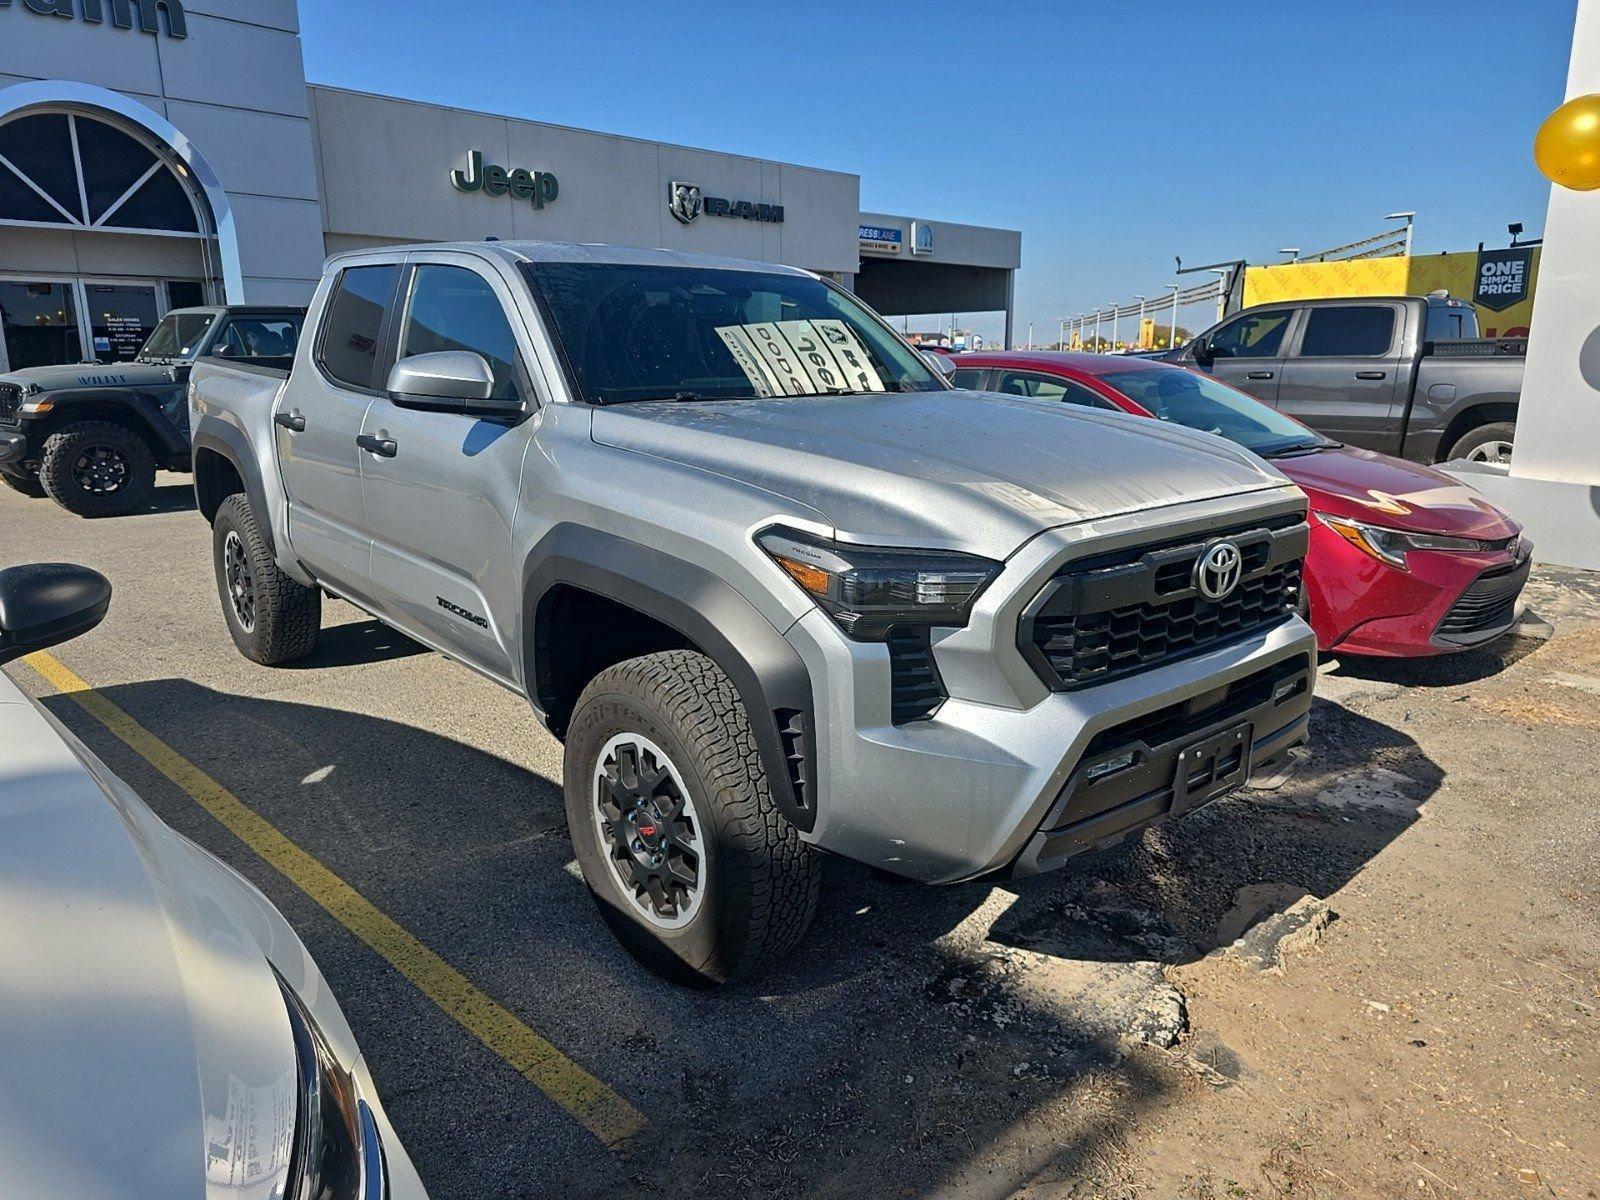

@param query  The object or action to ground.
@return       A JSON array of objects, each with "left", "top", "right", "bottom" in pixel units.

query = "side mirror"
[
  {"left": 921, "top": 351, "right": 956, "bottom": 378},
  {"left": 1190, "top": 335, "right": 1212, "bottom": 364},
  {"left": 0, "top": 563, "right": 112, "bottom": 666},
  {"left": 386, "top": 351, "right": 521, "bottom": 418}
]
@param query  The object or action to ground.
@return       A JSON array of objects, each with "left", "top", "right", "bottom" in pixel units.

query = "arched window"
[{"left": 0, "top": 111, "right": 201, "bottom": 234}]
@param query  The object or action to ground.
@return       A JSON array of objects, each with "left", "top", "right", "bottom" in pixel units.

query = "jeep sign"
[{"left": 451, "top": 150, "right": 559, "bottom": 210}]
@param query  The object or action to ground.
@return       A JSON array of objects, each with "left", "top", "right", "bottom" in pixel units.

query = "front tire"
[
  {"left": 212, "top": 493, "right": 321, "bottom": 665},
  {"left": 564, "top": 651, "right": 820, "bottom": 987},
  {"left": 38, "top": 420, "right": 157, "bottom": 517},
  {"left": 0, "top": 465, "right": 45, "bottom": 498}
]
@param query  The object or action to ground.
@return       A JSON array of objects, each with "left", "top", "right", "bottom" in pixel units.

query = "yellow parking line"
[{"left": 24, "top": 649, "right": 647, "bottom": 1149}]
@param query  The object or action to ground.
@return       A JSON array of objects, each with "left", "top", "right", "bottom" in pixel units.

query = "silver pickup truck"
[{"left": 189, "top": 241, "right": 1317, "bottom": 985}]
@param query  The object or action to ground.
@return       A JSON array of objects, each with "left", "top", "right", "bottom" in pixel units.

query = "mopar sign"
[{"left": 1473, "top": 247, "right": 1533, "bottom": 313}]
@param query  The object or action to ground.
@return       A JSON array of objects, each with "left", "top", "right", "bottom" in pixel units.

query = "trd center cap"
[{"left": 629, "top": 808, "right": 665, "bottom": 851}]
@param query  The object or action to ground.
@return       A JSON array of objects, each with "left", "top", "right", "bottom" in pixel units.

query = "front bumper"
[
  {"left": 0, "top": 428, "right": 26, "bottom": 466},
  {"left": 788, "top": 606, "right": 1317, "bottom": 884}
]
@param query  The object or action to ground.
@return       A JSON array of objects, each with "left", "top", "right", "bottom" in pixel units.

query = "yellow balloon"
[{"left": 1535, "top": 93, "right": 1600, "bottom": 191}]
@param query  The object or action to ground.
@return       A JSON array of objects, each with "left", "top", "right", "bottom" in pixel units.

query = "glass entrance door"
[
  {"left": 82, "top": 282, "right": 161, "bottom": 363},
  {"left": 0, "top": 279, "right": 83, "bottom": 373},
  {"left": 0, "top": 277, "right": 168, "bottom": 373}
]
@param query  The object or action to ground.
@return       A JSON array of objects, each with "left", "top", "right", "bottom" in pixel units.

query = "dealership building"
[{"left": 0, "top": 0, "right": 1020, "bottom": 372}]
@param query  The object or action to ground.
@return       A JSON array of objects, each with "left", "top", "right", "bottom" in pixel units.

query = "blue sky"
[{"left": 301, "top": 0, "right": 1577, "bottom": 344}]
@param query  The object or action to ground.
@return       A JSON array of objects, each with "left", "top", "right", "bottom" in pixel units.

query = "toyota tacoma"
[{"left": 188, "top": 241, "right": 1317, "bottom": 985}]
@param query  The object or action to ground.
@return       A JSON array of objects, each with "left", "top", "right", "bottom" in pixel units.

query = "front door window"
[
  {"left": 0, "top": 280, "right": 83, "bottom": 371},
  {"left": 83, "top": 283, "right": 161, "bottom": 362}
]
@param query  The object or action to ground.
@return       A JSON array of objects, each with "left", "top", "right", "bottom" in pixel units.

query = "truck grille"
[
  {"left": 1021, "top": 517, "right": 1308, "bottom": 692},
  {"left": 0, "top": 384, "right": 20, "bottom": 422},
  {"left": 1436, "top": 558, "right": 1531, "bottom": 641}
]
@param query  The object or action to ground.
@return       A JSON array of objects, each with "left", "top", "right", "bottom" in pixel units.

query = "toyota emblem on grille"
[{"left": 1194, "top": 541, "right": 1244, "bottom": 602}]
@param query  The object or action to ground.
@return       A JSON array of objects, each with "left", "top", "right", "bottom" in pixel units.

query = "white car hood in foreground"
[{"left": 0, "top": 672, "right": 297, "bottom": 1200}]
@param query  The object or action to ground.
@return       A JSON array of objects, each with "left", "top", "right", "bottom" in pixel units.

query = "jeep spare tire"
[
  {"left": 38, "top": 420, "right": 157, "bottom": 517},
  {"left": 564, "top": 650, "right": 820, "bottom": 987}
]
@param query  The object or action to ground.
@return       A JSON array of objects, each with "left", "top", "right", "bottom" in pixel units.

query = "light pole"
[
  {"left": 1094, "top": 308, "right": 1103, "bottom": 352},
  {"left": 1385, "top": 210, "right": 1416, "bottom": 257},
  {"left": 1165, "top": 283, "right": 1180, "bottom": 350},
  {"left": 1133, "top": 294, "right": 1146, "bottom": 349},
  {"left": 1278, "top": 247, "right": 1301, "bottom": 262},
  {"left": 1109, "top": 302, "right": 1120, "bottom": 351},
  {"left": 1210, "top": 269, "right": 1230, "bottom": 321}
]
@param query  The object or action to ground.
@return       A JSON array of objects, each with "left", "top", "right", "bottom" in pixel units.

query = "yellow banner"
[{"left": 1243, "top": 249, "right": 1539, "bottom": 337}]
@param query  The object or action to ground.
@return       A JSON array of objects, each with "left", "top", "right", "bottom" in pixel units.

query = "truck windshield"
[
  {"left": 140, "top": 311, "right": 216, "bottom": 360},
  {"left": 522, "top": 262, "right": 945, "bottom": 405},
  {"left": 1101, "top": 367, "right": 1337, "bottom": 457}
]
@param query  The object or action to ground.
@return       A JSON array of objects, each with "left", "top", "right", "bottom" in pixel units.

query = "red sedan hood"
[{"left": 1277, "top": 445, "right": 1518, "bottom": 539}]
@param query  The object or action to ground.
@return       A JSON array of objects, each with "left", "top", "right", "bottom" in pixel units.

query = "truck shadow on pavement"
[{"left": 40, "top": 679, "right": 1440, "bottom": 1200}]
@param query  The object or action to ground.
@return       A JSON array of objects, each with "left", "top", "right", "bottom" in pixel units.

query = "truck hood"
[
  {"left": 591, "top": 390, "right": 1290, "bottom": 555},
  {"left": 0, "top": 676, "right": 296, "bottom": 1200},
  {"left": 0, "top": 361, "right": 178, "bottom": 392}
]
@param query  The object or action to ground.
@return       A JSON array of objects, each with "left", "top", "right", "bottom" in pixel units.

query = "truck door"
[
  {"left": 1275, "top": 303, "right": 1403, "bottom": 452},
  {"left": 1194, "top": 308, "right": 1294, "bottom": 405},
  {"left": 276, "top": 263, "right": 399, "bottom": 600},
  {"left": 357, "top": 259, "right": 535, "bottom": 681}
]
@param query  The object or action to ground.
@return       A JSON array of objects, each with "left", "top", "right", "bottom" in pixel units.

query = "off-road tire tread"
[
  {"left": 572, "top": 650, "right": 820, "bottom": 982},
  {"left": 38, "top": 420, "right": 157, "bottom": 517},
  {"left": 214, "top": 493, "right": 321, "bottom": 665}
]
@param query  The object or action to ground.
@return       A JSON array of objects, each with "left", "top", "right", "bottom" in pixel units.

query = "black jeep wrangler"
[{"left": 0, "top": 306, "right": 302, "bottom": 517}]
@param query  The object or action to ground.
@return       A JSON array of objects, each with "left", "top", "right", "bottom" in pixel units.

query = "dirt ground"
[{"left": 4, "top": 480, "right": 1597, "bottom": 1199}]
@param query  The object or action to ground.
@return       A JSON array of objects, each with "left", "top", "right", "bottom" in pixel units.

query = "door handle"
[
  {"left": 1355, "top": 371, "right": 1387, "bottom": 380},
  {"left": 1246, "top": 370, "right": 1275, "bottom": 380},
  {"left": 356, "top": 433, "right": 398, "bottom": 458},
  {"left": 274, "top": 410, "right": 306, "bottom": 433}
]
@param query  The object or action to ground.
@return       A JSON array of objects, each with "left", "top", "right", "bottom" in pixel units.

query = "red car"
[{"left": 951, "top": 352, "right": 1531, "bottom": 657}]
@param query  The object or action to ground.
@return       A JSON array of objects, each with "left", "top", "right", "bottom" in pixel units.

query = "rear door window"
[
  {"left": 1297, "top": 306, "right": 1396, "bottom": 357},
  {"left": 318, "top": 265, "right": 400, "bottom": 390},
  {"left": 1209, "top": 310, "right": 1293, "bottom": 358},
  {"left": 994, "top": 370, "right": 1113, "bottom": 408},
  {"left": 950, "top": 367, "right": 990, "bottom": 390}
]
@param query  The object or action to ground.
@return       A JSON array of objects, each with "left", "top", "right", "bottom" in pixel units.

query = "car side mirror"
[
  {"left": 921, "top": 351, "right": 956, "bottom": 378},
  {"left": 1190, "top": 335, "right": 1212, "bottom": 364},
  {"left": 386, "top": 351, "right": 521, "bottom": 418},
  {"left": 0, "top": 563, "right": 112, "bottom": 667}
]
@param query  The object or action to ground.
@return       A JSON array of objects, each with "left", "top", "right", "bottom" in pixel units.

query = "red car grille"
[{"left": 1436, "top": 558, "right": 1531, "bottom": 640}]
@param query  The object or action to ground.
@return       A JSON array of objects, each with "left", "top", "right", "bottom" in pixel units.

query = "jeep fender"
[
  {"left": 523, "top": 525, "right": 818, "bottom": 832},
  {"left": 40, "top": 388, "right": 188, "bottom": 460}
]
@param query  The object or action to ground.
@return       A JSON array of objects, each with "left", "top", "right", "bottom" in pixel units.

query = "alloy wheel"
[
  {"left": 592, "top": 733, "right": 705, "bottom": 929},
  {"left": 1466, "top": 439, "right": 1514, "bottom": 465},
  {"left": 223, "top": 530, "right": 257, "bottom": 632},
  {"left": 72, "top": 444, "right": 130, "bottom": 495}
]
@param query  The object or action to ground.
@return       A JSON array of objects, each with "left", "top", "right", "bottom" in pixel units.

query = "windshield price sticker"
[{"left": 716, "top": 320, "right": 886, "bottom": 397}]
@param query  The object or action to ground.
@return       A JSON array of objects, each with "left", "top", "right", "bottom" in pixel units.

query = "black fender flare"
[
  {"left": 191, "top": 420, "right": 274, "bottom": 553},
  {"left": 523, "top": 524, "right": 818, "bottom": 832},
  {"left": 38, "top": 388, "right": 188, "bottom": 459}
]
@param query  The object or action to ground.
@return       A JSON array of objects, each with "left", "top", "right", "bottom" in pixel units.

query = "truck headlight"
[
  {"left": 757, "top": 526, "right": 1000, "bottom": 640},
  {"left": 1316, "top": 513, "right": 1491, "bottom": 570},
  {"left": 278, "top": 975, "right": 386, "bottom": 1200}
]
